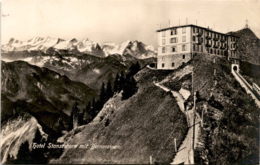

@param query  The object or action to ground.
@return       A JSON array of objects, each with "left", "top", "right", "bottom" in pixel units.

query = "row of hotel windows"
[
  {"left": 162, "top": 27, "right": 236, "bottom": 42},
  {"left": 160, "top": 44, "right": 228, "bottom": 56},
  {"left": 206, "top": 47, "right": 227, "bottom": 55},
  {"left": 163, "top": 36, "right": 229, "bottom": 45},
  {"left": 193, "top": 27, "right": 203, "bottom": 34},
  {"left": 161, "top": 61, "right": 186, "bottom": 68},
  {"left": 161, "top": 44, "right": 229, "bottom": 54},
  {"left": 162, "top": 36, "right": 186, "bottom": 45},
  {"left": 206, "top": 40, "right": 228, "bottom": 47},
  {"left": 162, "top": 27, "right": 186, "bottom": 37},
  {"left": 192, "top": 27, "right": 229, "bottom": 40},
  {"left": 230, "top": 37, "right": 237, "bottom": 42},
  {"left": 230, "top": 50, "right": 237, "bottom": 56},
  {"left": 162, "top": 45, "right": 187, "bottom": 53},
  {"left": 193, "top": 44, "right": 227, "bottom": 55},
  {"left": 161, "top": 55, "right": 186, "bottom": 62},
  {"left": 193, "top": 36, "right": 229, "bottom": 46}
]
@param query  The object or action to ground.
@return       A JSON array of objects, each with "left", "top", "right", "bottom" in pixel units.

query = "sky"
[{"left": 1, "top": 0, "right": 260, "bottom": 47}]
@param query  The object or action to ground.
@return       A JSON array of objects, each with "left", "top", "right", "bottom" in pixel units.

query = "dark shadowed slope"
[
  {"left": 228, "top": 28, "right": 260, "bottom": 65},
  {"left": 1, "top": 60, "right": 97, "bottom": 134},
  {"left": 51, "top": 68, "right": 188, "bottom": 164}
]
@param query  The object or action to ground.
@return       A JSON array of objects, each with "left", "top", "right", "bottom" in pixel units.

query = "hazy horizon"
[{"left": 1, "top": 0, "right": 260, "bottom": 47}]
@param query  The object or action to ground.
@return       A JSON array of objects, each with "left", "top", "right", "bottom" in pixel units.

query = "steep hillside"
[
  {"left": 190, "top": 54, "right": 259, "bottom": 164},
  {"left": 1, "top": 60, "right": 98, "bottom": 137},
  {"left": 148, "top": 53, "right": 259, "bottom": 164},
  {"left": 228, "top": 28, "right": 260, "bottom": 65},
  {"left": 1, "top": 61, "right": 96, "bottom": 114},
  {"left": 51, "top": 68, "right": 188, "bottom": 164}
]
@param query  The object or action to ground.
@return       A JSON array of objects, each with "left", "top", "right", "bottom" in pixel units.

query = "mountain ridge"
[{"left": 1, "top": 37, "right": 156, "bottom": 59}]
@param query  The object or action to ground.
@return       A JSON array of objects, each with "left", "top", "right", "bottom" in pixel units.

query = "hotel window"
[
  {"left": 182, "top": 27, "right": 186, "bottom": 34},
  {"left": 170, "top": 38, "right": 178, "bottom": 43},
  {"left": 172, "top": 46, "right": 177, "bottom": 52},
  {"left": 171, "top": 29, "right": 177, "bottom": 35},
  {"left": 193, "top": 36, "right": 196, "bottom": 42},
  {"left": 162, "top": 39, "right": 165, "bottom": 45},
  {"left": 182, "top": 44, "right": 186, "bottom": 51},
  {"left": 193, "top": 27, "right": 196, "bottom": 33},
  {"left": 162, "top": 63, "right": 165, "bottom": 68},
  {"left": 162, "top": 47, "right": 166, "bottom": 53},
  {"left": 172, "top": 62, "right": 175, "bottom": 67},
  {"left": 162, "top": 56, "right": 165, "bottom": 61},
  {"left": 162, "top": 31, "right": 165, "bottom": 37},
  {"left": 182, "top": 36, "right": 186, "bottom": 42},
  {"left": 183, "top": 55, "right": 185, "bottom": 59}
]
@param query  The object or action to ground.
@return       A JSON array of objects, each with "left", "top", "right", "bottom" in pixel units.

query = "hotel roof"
[{"left": 156, "top": 24, "right": 239, "bottom": 37}]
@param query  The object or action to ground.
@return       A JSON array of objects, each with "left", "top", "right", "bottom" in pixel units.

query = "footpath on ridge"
[{"left": 154, "top": 82, "right": 201, "bottom": 165}]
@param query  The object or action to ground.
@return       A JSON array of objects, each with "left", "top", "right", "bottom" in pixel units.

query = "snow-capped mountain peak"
[{"left": 2, "top": 37, "right": 157, "bottom": 59}]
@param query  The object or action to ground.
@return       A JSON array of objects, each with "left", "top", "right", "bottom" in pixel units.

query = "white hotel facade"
[{"left": 157, "top": 24, "right": 239, "bottom": 70}]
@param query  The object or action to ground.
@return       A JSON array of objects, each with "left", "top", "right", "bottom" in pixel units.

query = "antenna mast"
[{"left": 245, "top": 19, "right": 249, "bottom": 29}]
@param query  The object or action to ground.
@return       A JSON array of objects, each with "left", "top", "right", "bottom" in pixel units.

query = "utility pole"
[
  {"left": 192, "top": 92, "right": 196, "bottom": 151},
  {"left": 174, "top": 138, "right": 177, "bottom": 152},
  {"left": 192, "top": 67, "right": 196, "bottom": 154},
  {"left": 201, "top": 109, "right": 204, "bottom": 128}
]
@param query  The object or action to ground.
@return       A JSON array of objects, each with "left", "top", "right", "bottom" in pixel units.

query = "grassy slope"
[
  {"left": 53, "top": 68, "right": 188, "bottom": 164},
  {"left": 191, "top": 54, "right": 259, "bottom": 164}
]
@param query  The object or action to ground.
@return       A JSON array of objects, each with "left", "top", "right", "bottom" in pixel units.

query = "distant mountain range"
[{"left": 1, "top": 37, "right": 157, "bottom": 59}]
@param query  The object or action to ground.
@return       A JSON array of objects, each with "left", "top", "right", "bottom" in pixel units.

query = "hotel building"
[{"left": 156, "top": 24, "right": 239, "bottom": 70}]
